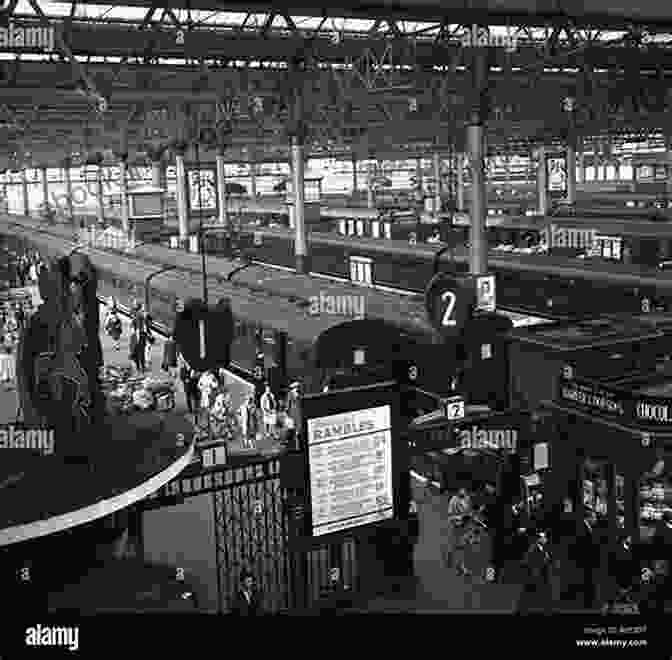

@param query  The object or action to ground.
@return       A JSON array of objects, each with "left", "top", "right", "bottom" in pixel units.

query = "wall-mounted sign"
[
  {"left": 546, "top": 154, "right": 567, "bottom": 196},
  {"left": 559, "top": 380, "right": 626, "bottom": 416},
  {"left": 187, "top": 169, "right": 217, "bottom": 211},
  {"left": 559, "top": 374, "right": 672, "bottom": 430},
  {"left": 475, "top": 275, "right": 496, "bottom": 313},
  {"left": 307, "top": 404, "right": 394, "bottom": 537}
]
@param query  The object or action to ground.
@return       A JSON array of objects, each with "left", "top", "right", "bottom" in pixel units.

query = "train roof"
[{"left": 3, "top": 217, "right": 437, "bottom": 345}]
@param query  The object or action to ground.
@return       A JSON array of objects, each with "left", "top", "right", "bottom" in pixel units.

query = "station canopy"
[{"left": 1, "top": 0, "right": 672, "bottom": 169}]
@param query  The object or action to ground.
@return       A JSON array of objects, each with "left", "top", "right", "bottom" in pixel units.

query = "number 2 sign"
[{"left": 424, "top": 273, "right": 473, "bottom": 338}]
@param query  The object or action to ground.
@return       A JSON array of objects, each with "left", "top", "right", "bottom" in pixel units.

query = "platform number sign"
[
  {"left": 424, "top": 273, "right": 474, "bottom": 338},
  {"left": 442, "top": 396, "right": 465, "bottom": 421}
]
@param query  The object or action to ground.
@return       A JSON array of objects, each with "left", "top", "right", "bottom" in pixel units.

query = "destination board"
[{"left": 307, "top": 405, "right": 393, "bottom": 537}]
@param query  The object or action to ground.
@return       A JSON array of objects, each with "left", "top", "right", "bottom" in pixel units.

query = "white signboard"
[
  {"left": 476, "top": 275, "right": 496, "bottom": 312},
  {"left": 307, "top": 405, "right": 393, "bottom": 537}
]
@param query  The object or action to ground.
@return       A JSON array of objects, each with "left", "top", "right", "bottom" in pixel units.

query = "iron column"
[
  {"left": 21, "top": 167, "right": 29, "bottom": 217},
  {"left": 96, "top": 165, "right": 105, "bottom": 223},
  {"left": 175, "top": 149, "right": 189, "bottom": 244},
  {"left": 537, "top": 147, "right": 548, "bottom": 216},
  {"left": 63, "top": 159, "right": 74, "bottom": 224},
  {"left": 216, "top": 148, "right": 228, "bottom": 227},
  {"left": 456, "top": 153, "right": 465, "bottom": 211},
  {"left": 468, "top": 49, "right": 489, "bottom": 276},
  {"left": 41, "top": 167, "right": 49, "bottom": 216},
  {"left": 433, "top": 151, "right": 442, "bottom": 216},
  {"left": 119, "top": 156, "right": 130, "bottom": 234},
  {"left": 291, "top": 135, "right": 309, "bottom": 274},
  {"left": 566, "top": 143, "right": 577, "bottom": 205}
]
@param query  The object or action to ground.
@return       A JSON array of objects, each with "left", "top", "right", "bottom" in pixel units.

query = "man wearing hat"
[{"left": 286, "top": 381, "right": 302, "bottom": 451}]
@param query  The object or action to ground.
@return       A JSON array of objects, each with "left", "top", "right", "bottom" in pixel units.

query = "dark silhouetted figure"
[
  {"left": 517, "top": 531, "right": 553, "bottom": 614},
  {"left": 231, "top": 571, "right": 264, "bottom": 616}
]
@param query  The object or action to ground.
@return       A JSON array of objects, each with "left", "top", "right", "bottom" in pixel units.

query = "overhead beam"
[
  {"left": 67, "top": 0, "right": 672, "bottom": 28},
  {"left": 4, "top": 20, "right": 672, "bottom": 71}
]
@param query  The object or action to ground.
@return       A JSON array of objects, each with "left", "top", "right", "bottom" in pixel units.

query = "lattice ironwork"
[
  {"left": 212, "top": 459, "right": 291, "bottom": 613},
  {"left": 211, "top": 456, "right": 360, "bottom": 613}
]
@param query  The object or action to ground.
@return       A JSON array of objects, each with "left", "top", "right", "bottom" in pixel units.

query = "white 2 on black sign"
[{"left": 307, "top": 406, "right": 393, "bottom": 536}]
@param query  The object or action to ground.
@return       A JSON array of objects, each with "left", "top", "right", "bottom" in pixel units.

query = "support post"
[
  {"left": 351, "top": 154, "right": 358, "bottom": 196},
  {"left": 566, "top": 142, "right": 577, "bottom": 205},
  {"left": 64, "top": 160, "right": 74, "bottom": 224},
  {"left": 367, "top": 161, "right": 375, "bottom": 208},
  {"left": 151, "top": 158, "right": 165, "bottom": 221},
  {"left": 433, "top": 151, "right": 442, "bottom": 215},
  {"left": 216, "top": 149, "right": 228, "bottom": 227},
  {"left": 119, "top": 156, "right": 129, "bottom": 234},
  {"left": 175, "top": 150, "right": 189, "bottom": 243},
  {"left": 456, "top": 153, "right": 465, "bottom": 211},
  {"left": 468, "top": 49, "right": 489, "bottom": 276},
  {"left": 250, "top": 159, "right": 257, "bottom": 199},
  {"left": 21, "top": 167, "right": 29, "bottom": 217},
  {"left": 291, "top": 135, "right": 309, "bottom": 274},
  {"left": 577, "top": 150, "right": 585, "bottom": 184},
  {"left": 41, "top": 167, "right": 49, "bottom": 216},
  {"left": 96, "top": 166, "right": 105, "bottom": 223},
  {"left": 537, "top": 147, "right": 548, "bottom": 216}
]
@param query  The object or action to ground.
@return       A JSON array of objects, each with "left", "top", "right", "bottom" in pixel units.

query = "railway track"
[{"left": 3, "top": 218, "right": 554, "bottom": 327}]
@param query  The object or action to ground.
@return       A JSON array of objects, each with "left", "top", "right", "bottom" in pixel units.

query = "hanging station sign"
[
  {"left": 424, "top": 273, "right": 475, "bottom": 339},
  {"left": 559, "top": 373, "right": 672, "bottom": 430}
]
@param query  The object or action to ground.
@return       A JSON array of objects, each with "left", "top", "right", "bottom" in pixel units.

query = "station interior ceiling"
[{"left": 2, "top": 0, "right": 672, "bottom": 169}]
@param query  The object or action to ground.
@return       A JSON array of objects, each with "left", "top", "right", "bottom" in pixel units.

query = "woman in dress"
[
  {"left": 259, "top": 384, "right": 277, "bottom": 439},
  {"left": 0, "top": 344, "right": 15, "bottom": 390}
]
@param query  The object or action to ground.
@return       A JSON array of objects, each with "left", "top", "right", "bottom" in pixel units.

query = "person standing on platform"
[
  {"left": 105, "top": 307, "right": 123, "bottom": 351},
  {"left": 286, "top": 381, "right": 302, "bottom": 450},
  {"left": 0, "top": 344, "right": 15, "bottom": 390},
  {"left": 180, "top": 364, "right": 199, "bottom": 418},
  {"left": 198, "top": 370, "right": 218, "bottom": 411},
  {"left": 576, "top": 509, "right": 601, "bottom": 609},
  {"left": 161, "top": 334, "right": 178, "bottom": 376},
  {"left": 14, "top": 303, "right": 24, "bottom": 333},
  {"left": 231, "top": 571, "right": 264, "bottom": 616},
  {"left": 260, "top": 383, "right": 277, "bottom": 439},
  {"left": 517, "top": 530, "right": 553, "bottom": 614},
  {"left": 131, "top": 328, "right": 146, "bottom": 372},
  {"left": 478, "top": 482, "right": 504, "bottom": 582},
  {"left": 245, "top": 395, "right": 259, "bottom": 449},
  {"left": 446, "top": 487, "right": 473, "bottom": 576},
  {"left": 144, "top": 316, "right": 155, "bottom": 369}
]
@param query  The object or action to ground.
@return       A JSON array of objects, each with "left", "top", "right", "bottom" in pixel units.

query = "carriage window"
[
  {"left": 349, "top": 256, "right": 373, "bottom": 286},
  {"left": 371, "top": 221, "right": 380, "bottom": 239},
  {"left": 383, "top": 222, "right": 392, "bottom": 240}
]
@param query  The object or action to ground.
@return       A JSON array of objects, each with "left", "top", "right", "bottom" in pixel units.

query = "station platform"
[
  {"left": 0, "top": 214, "right": 434, "bottom": 341},
  {"left": 0, "top": 288, "right": 196, "bottom": 549}
]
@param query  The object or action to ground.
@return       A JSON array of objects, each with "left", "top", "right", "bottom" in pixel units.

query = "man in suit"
[
  {"left": 576, "top": 509, "right": 602, "bottom": 609},
  {"left": 231, "top": 571, "right": 263, "bottom": 616},
  {"left": 517, "top": 530, "right": 553, "bottom": 613}
]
